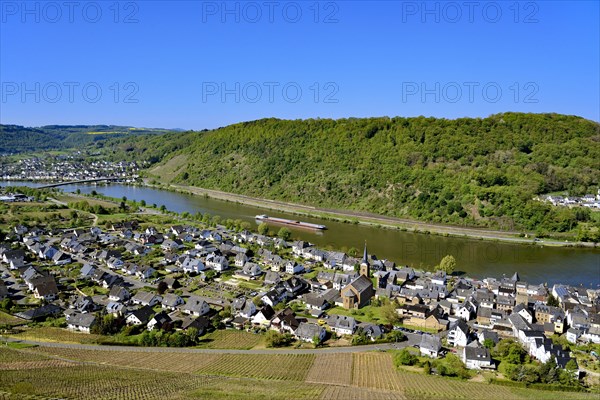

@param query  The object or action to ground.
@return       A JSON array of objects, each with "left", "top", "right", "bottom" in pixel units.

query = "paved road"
[{"left": 1, "top": 333, "right": 421, "bottom": 355}]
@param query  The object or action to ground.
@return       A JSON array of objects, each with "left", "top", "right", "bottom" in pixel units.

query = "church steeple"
[{"left": 360, "top": 241, "right": 370, "bottom": 277}]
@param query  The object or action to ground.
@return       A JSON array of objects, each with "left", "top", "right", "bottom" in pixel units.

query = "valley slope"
[{"left": 98, "top": 113, "right": 600, "bottom": 237}]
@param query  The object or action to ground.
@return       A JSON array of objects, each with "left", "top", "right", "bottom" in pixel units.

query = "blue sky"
[{"left": 1, "top": 1, "right": 598, "bottom": 129}]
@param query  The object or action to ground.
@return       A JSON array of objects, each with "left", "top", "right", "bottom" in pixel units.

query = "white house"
[
  {"left": 462, "top": 346, "right": 494, "bottom": 370},
  {"left": 420, "top": 334, "right": 442, "bottom": 358},
  {"left": 235, "top": 253, "right": 249, "bottom": 267},
  {"left": 566, "top": 328, "right": 581, "bottom": 344},
  {"left": 182, "top": 257, "right": 206, "bottom": 274},
  {"left": 285, "top": 261, "right": 304, "bottom": 275},
  {"left": 328, "top": 315, "right": 356, "bottom": 336},
  {"left": 295, "top": 322, "right": 326, "bottom": 342},
  {"left": 447, "top": 319, "right": 469, "bottom": 347},
  {"left": 181, "top": 296, "right": 211, "bottom": 317},
  {"left": 582, "top": 326, "right": 600, "bottom": 344},
  {"left": 161, "top": 294, "right": 184, "bottom": 311},
  {"left": 67, "top": 313, "right": 96, "bottom": 334},
  {"left": 252, "top": 305, "right": 275, "bottom": 327},
  {"left": 514, "top": 303, "right": 533, "bottom": 324},
  {"left": 206, "top": 254, "right": 229, "bottom": 272},
  {"left": 131, "top": 291, "right": 162, "bottom": 307}
]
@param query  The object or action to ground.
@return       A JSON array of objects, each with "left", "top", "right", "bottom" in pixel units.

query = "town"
[
  {"left": 0, "top": 187, "right": 599, "bottom": 391},
  {"left": 542, "top": 190, "right": 600, "bottom": 210},
  {"left": 0, "top": 153, "right": 141, "bottom": 182}
]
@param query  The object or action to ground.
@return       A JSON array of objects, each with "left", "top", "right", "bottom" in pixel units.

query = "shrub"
[{"left": 394, "top": 349, "right": 418, "bottom": 367}]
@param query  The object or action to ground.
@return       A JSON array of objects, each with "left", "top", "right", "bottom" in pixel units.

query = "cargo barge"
[{"left": 255, "top": 215, "right": 327, "bottom": 230}]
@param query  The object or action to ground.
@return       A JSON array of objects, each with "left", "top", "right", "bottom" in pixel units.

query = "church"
[{"left": 341, "top": 243, "right": 375, "bottom": 309}]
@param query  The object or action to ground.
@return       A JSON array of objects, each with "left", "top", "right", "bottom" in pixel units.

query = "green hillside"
[
  {"left": 0, "top": 125, "right": 177, "bottom": 153},
  {"left": 105, "top": 113, "right": 600, "bottom": 237}
]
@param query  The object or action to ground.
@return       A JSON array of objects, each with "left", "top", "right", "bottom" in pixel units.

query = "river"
[{"left": 2, "top": 181, "right": 599, "bottom": 288}]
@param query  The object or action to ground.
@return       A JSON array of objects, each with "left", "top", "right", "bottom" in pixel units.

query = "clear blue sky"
[{"left": 1, "top": 1, "right": 598, "bottom": 129}]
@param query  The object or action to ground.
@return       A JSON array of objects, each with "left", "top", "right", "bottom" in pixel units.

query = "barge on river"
[{"left": 255, "top": 215, "right": 327, "bottom": 231}]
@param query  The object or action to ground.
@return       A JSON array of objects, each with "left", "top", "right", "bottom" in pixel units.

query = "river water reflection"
[{"left": 2, "top": 182, "right": 599, "bottom": 287}]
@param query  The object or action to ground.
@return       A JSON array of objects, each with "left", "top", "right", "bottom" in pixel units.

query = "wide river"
[{"left": 3, "top": 182, "right": 599, "bottom": 287}]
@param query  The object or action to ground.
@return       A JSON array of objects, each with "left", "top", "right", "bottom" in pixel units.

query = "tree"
[
  {"left": 140, "top": 199, "right": 146, "bottom": 207},
  {"left": 386, "top": 330, "right": 405, "bottom": 343},
  {"left": 0, "top": 298, "right": 14, "bottom": 312},
  {"left": 258, "top": 222, "right": 269, "bottom": 236},
  {"left": 265, "top": 330, "right": 293, "bottom": 347},
  {"left": 352, "top": 328, "right": 369, "bottom": 345},
  {"left": 423, "top": 360, "right": 431, "bottom": 374},
  {"left": 312, "top": 334, "right": 322, "bottom": 347},
  {"left": 547, "top": 293, "right": 560, "bottom": 307},
  {"left": 157, "top": 281, "right": 168, "bottom": 295},
  {"left": 204, "top": 270, "right": 217, "bottom": 282},
  {"left": 394, "top": 349, "right": 417, "bottom": 366},
  {"left": 483, "top": 338, "right": 495, "bottom": 349},
  {"left": 565, "top": 359, "right": 578, "bottom": 371},
  {"left": 277, "top": 227, "right": 292, "bottom": 241},
  {"left": 382, "top": 300, "right": 400, "bottom": 324},
  {"left": 437, "top": 255, "right": 456, "bottom": 275}
]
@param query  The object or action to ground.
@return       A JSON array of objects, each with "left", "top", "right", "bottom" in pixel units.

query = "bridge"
[{"left": 38, "top": 177, "right": 126, "bottom": 188}]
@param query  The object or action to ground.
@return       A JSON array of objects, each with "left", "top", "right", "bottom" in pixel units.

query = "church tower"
[{"left": 359, "top": 242, "right": 370, "bottom": 277}]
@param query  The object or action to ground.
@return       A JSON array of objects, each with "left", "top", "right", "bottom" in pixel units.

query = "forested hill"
[
  {"left": 105, "top": 113, "right": 600, "bottom": 236},
  {"left": 0, "top": 125, "right": 178, "bottom": 153}
]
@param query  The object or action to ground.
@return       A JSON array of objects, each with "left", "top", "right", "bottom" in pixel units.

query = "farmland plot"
[
  {"left": 10, "top": 327, "right": 104, "bottom": 344},
  {"left": 191, "top": 377, "right": 325, "bottom": 400},
  {"left": 305, "top": 353, "right": 353, "bottom": 386},
  {"left": 196, "top": 354, "right": 315, "bottom": 381},
  {"left": 352, "top": 352, "right": 406, "bottom": 392},
  {"left": 401, "top": 374, "right": 519, "bottom": 400},
  {"left": 32, "top": 347, "right": 220, "bottom": 373},
  {"left": 0, "top": 347, "right": 50, "bottom": 364},
  {"left": 0, "top": 364, "right": 216, "bottom": 400},
  {"left": 196, "top": 329, "right": 263, "bottom": 349},
  {"left": 321, "top": 385, "right": 407, "bottom": 400}
]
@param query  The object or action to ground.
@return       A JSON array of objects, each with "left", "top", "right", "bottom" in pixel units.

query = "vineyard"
[
  {"left": 305, "top": 353, "right": 353, "bottom": 386},
  {"left": 0, "top": 311, "right": 25, "bottom": 326},
  {"left": 352, "top": 352, "right": 407, "bottom": 391},
  {"left": 32, "top": 347, "right": 221, "bottom": 373},
  {"left": 0, "top": 364, "right": 217, "bottom": 399},
  {"left": 1, "top": 346, "right": 599, "bottom": 399},
  {"left": 10, "top": 327, "right": 105, "bottom": 344},
  {"left": 195, "top": 354, "right": 316, "bottom": 381},
  {"left": 320, "top": 385, "right": 407, "bottom": 400},
  {"left": 196, "top": 329, "right": 264, "bottom": 349},
  {"left": 186, "top": 377, "right": 324, "bottom": 400},
  {"left": 0, "top": 347, "right": 50, "bottom": 364}
]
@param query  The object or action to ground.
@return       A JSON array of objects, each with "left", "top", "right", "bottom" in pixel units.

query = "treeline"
[
  {"left": 91, "top": 314, "right": 200, "bottom": 347},
  {"left": 493, "top": 340, "right": 579, "bottom": 386},
  {"left": 67, "top": 201, "right": 113, "bottom": 215},
  {"left": 0, "top": 124, "right": 176, "bottom": 153},
  {"left": 105, "top": 113, "right": 600, "bottom": 235},
  {"left": 0, "top": 186, "right": 53, "bottom": 201}
]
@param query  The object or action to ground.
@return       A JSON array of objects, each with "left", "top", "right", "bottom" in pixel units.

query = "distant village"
[
  {"left": 0, "top": 154, "right": 141, "bottom": 182},
  {"left": 1, "top": 216, "right": 599, "bottom": 377},
  {"left": 542, "top": 189, "right": 600, "bottom": 209}
]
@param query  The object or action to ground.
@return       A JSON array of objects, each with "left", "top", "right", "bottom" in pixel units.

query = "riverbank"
[{"left": 143, "top": 181, "right": 598, "bottom": 249}]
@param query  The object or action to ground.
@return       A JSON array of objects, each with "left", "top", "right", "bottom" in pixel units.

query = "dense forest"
[
  {"left": 0, "top": 125, "right": 177, "bottom": 153},
  {"left": 87, "top": 113, "right": 600, "bottom": 237}
]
